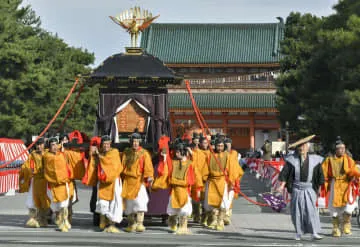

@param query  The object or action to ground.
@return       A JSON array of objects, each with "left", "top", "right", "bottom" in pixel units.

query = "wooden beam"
[{"left": 254, "top": 124, "right": 281, "bottom": 129}]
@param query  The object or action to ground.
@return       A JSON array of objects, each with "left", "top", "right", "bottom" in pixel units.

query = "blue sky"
[{"left": 22, "top": 0, "right": 338, "bottom": 67}]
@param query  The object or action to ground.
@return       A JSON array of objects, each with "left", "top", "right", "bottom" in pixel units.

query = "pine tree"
[
  {"left": 277, "top": 0, "right": 360, "bottom": 156},
  {"left": 0, "top": 1, "right": 97, "bottom": 141}
]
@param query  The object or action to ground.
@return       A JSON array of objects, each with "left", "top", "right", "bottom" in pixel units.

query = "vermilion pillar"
[{"left": 250, "top": 112, "right": 255, "bottom": 151}]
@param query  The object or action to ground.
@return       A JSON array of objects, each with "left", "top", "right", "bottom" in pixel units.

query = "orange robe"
[
  {"left": 19, "top": 156, "right": 34, "bottom": 193},
  {"left": 203, "top": 151, "right": 242, "bottom": 208},
  {"left": 322, "top": 154, "right": 359, "bottom": 208},
  {"left": 190, "top": 149, "right": 206, "bottom": 201},
  {"left": 19, "top": 151, "right": 50, "bottom": 209},
  {"left": 228, "top": 149, "right": 244, "bottom": 197},
  {"left": 154, "top": 159, "right": 196, "bottom": 209},
  {"left": 66, "top": 150, "right": 86, "bottom": 181},
  {"left": 44, "top": 150, "right": 82, "bottom": 203},
  {"left": 199, "top": 149, "right": 211, "bottom": 182},
  {"left": 85, "top": 148, "right": 123, "bottom": 201},
  {"left": 152, "top": 136, "right": 172, "bottom": 191},
  {"left": 121, "top": 147, "right": 154, "bottom": 200}
]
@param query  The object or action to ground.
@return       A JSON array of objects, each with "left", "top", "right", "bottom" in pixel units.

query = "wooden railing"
[{"left": 169, "top": 72, "right": 279, "bottom": 88}]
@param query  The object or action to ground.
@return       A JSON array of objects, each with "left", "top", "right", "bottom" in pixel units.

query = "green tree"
[
  {"left": 276, "top": 12, "right": 323, "bottom": 137},
  {"left": 276, "top": 0, "right": 360, "bottom": 157},
  {"left": 0, "top": 0, "right": 98, "bottom": 142}
]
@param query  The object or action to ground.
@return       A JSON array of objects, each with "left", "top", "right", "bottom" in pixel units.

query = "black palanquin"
[{"left": 83, "top": 48, "right": 183, "bottom": 152}]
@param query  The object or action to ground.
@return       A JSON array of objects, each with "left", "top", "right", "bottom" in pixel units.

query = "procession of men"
[
  {"left": 17, "top": 130, "right": 360, "bottom": 241},
  {"left": 18, "top": 131, "right": 245, "bottom": 235}
]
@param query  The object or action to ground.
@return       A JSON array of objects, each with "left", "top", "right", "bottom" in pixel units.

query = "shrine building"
[{"left": 140, "top": 20, "right": 284, "bottom": 152}]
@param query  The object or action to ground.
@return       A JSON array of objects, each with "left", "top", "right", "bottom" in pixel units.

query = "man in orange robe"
[
  {"left": 156, "top": 142, "right": 200, "bottom": 234},
  {"left": 19, "top": 137, "right": 50, "bottom": 228},
  {"left": 198, "top": 135, "right": 211, "bottom": 226},
  {"left": 322, "top": 137, "right": 360, "bottom": 237},
  {"left": 58, "top": 133, "right": 84, "bottom": 224},
  {"left": 224, "top": 137, "right": 244, "bottom": 225},
  {"left": 85, "top": 135, "right": 123, "bottom": 233},
  {"left": 43, "top": 137, "right": 83, "bottom": 232},
  {"left": 203, "top": 137, "right": 243, "bottom": 231},
  {"left": 121, "top": 132, "right": 154, "bottom": 232},
  {"left": 187, "top": 133, "right": 206, "bottom": 223}
]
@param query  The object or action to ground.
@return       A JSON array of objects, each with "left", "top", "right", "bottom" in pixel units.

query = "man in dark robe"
[{"left": 278, "top": 135, "right": 324, "bottom": 241}]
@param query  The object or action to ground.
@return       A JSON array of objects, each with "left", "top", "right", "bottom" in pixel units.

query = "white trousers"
[
  {"left": 204, "top": 181, "right": 234, "bottom": 211},
  {"left": 328, "top": 179, "right": 357, "bottom": 217},
  {"left": 49, "top": 182, "right": 70, "bottom": 212},
  {"left": 26, "top": 179, "right": 52, "bottom": 210},
  {"left": 124, "top": 184, "right": 149, "bottom": 215},
  {"left": 95, "top": 178, "right": 123, "bottom": 223},
  {"left": 167, "top": 196, "right": 193, "bottom": 217},
  {"left": 25, "top": 179, "right": 35, "bottom": 209}
]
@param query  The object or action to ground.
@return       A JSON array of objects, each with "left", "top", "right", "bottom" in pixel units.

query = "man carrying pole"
[
  {"left": 187, "top": 133, "right": 206, "bottom": 224},
  {"left": 43, "top": 137, "right": 84, "bottom": 232},
  {"left": 156, "top": 141, "right": 200, "bottom": 234},
  {"left": 224, "top": 137, "right": 244, "bottom": 225},
  {"left": 84, "top": 135, "right": 123, "bottom": 233},
  {"left": 19, "top": 137, "right": 50, "bottom": 228},
  {"left": 203, "top": 137, "right": 242, "bottom": 231},
  {"left": 121, "top": 131, "right": 154, "bottom": 233}
]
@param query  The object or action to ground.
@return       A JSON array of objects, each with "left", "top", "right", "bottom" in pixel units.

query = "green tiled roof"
[
  {"left": 169, "top": 93, "right": 276, "bottom": 110},
  {"left": 140, "top": 23, "right": 284, "bottom": 64}
]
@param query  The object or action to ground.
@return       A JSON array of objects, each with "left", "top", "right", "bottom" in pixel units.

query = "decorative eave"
[
  {"left": 170, "top": 108, "right": 279, "bottom": 113},
  {"left": 83, "top": 75, "right": 182, "bottom": 87},
  {"left": 85, "top": 49, "right": 183, "bottom": 86}
]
